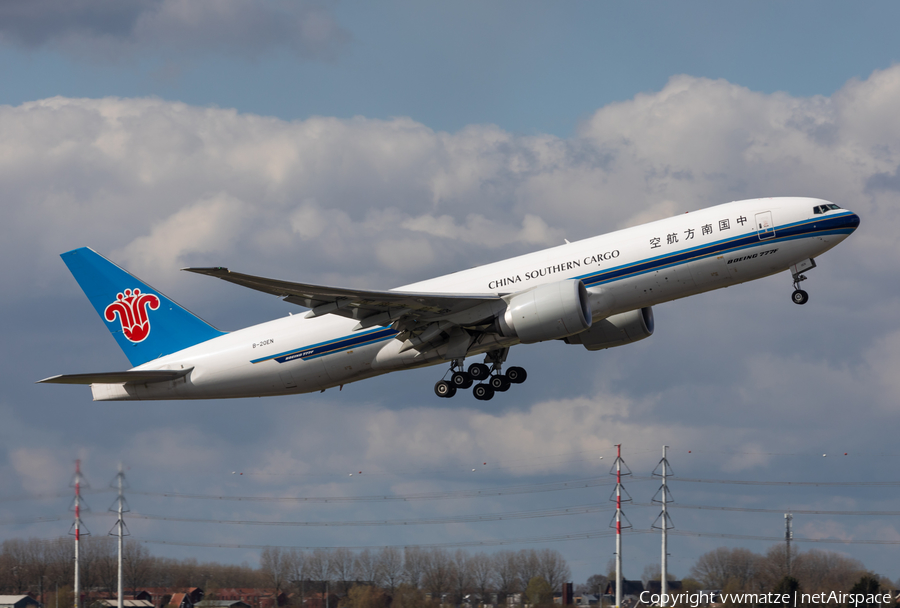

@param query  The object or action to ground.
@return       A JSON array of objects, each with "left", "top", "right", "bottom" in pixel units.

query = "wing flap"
[{"left": 37, "top": 369, "right": 192, "bottom": 385}]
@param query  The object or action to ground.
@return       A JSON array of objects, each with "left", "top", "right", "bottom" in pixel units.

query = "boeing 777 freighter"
[{"left": 39, "top": 197, "right": 859, "bottom": 401}]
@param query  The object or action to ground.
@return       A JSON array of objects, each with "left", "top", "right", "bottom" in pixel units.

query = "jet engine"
[
  {"left": 498, "top": 280, "right": 592, "bottom": 343},
  {"left": 564, "top": 307, "right": 654, "bottom": 351}
]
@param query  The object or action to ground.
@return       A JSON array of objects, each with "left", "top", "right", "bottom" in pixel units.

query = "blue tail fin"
[{"left": 62, "top": 247, "right": 226, "bottom": 367}]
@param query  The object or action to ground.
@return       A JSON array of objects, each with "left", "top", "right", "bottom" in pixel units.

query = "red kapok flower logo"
[{"left": 104, "top": 288, "right": 160, "bottom": 343}]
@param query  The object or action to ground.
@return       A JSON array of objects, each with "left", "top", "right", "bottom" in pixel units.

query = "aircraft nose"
[{"left": 843, "top": 211, "right": 861, "bottom": 231}]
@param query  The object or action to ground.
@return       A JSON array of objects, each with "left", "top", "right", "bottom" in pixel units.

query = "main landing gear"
[
  {"left": 790, "top": 258, "right": 817, "bottom": 305},
  {"left": 434, "top": 351, "right": 527, "bottom": 400}
]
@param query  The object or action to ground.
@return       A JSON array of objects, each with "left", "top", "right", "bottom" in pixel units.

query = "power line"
[
  {"left": 128, "top": 476, "right": 617, "bottom": 503},
  {"left": 663, "top": 529, "right": 900, "bottom": 546},
  {"left": 653, "top": 477, "right": 900, "bottom": 487},
  {"left": 0, "top": 516, "right": 60, "bottom": 526},
  {"left": 121, "top": 502, "right": 611, "bottom": 527},
  {"left": 658, "top": 503, "right": 900, "bottom": 516},
  {"left": 136, "top": 529, "right": 619, "bottom": 550},
  {"left": 128, "top": 527, "right": 900, "bottom": 551}
]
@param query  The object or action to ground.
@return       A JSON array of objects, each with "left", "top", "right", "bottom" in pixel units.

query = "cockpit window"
[{"left": 813, "top": 204, "right": 842, "bottom": 214}]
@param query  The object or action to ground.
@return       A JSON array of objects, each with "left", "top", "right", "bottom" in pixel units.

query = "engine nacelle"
[
  {"left": 564, "top": 307, "right": 654, "bottom": 351},
  {"left": 499, "top": 280, "right": 592, "bottom": 344}
]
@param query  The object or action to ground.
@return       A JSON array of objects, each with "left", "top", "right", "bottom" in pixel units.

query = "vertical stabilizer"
[{"left": 62, "top": 247, "right": 225, "bottom": 367}]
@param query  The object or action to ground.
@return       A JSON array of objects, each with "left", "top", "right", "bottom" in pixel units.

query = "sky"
[{"left": 2, "top": 0, "right": 900, "bottom": 585}]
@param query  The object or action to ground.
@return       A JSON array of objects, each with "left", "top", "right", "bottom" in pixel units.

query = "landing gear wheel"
[
  {"left": 489, "top": 375, "right": 511, "bottom": 392},
  {"left": 451, "top": 371, "right": 473, "bottom": 389},
  {"left": 434, "top": 380, "right": 456, "bottom": 398},
  {"left": 791, "top": 289, "right": 809, "bottom": 305},
  {"left": 505, "top": 366, "right": 527, "bottom": 384},
  {"left": 468, "top": 363, "right": 490, "bottom": 381},
  {"left": 473, "top": 383, "right": 495, "bottom": 401}
]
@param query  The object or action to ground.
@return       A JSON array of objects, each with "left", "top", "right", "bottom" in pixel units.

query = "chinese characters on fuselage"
[{"left": 650, "top": 215, "right": 748, "bottom": 250}]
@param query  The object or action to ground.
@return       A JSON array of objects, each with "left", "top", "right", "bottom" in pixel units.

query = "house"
[
  {"left": 643, "top": 582, "right": 682, "bottom": 597},
  {"left": 603, "top": 582, "right": 644, "bottom": 608},
  {"left": 211, "top": 590, "right": 286, "bottom": 608},
  {"left": 0, "top": 597, "right": 42, "bottom": 608},
  {"left": 640, "top": 582, "right": 684, "bottom": 605},
  {"left": 135, "top": 589, "right": 204, "bottom": 608},
  {"left": 167, "top": 594, "right": 192, "bottom": 608},
  {"left": 604, "top": 581, "right": 644, "bottom": 598}
]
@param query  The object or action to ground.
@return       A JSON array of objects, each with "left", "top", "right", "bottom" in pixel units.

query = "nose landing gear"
[
  {"left": 790, "top": 258, "right": 816, "bottom": 305},
  {"left": 434, "top": 351, "right": 527, "bottom": 399}
]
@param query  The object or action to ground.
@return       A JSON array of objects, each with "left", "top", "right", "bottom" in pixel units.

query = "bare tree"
[
  {"left": 375, "top": 547, "right": 404, "bottom": 593},
  {"left": 308, "top": 547, "right": 334, "bottom": 595},
  {"left": 123, "top": 540, "right": 153, "bottom": 595},
  {"left": 536, "top": 549, "right": 570, "bottom": 592},
  {"left": 792, "top": 549, "right": 865, "bottom": 595},
  {"left": 449, "top": 550, "right": 473, "bottom": 605},
  {"left": 492, "top": 551, "right": 520, "bottom": 604},
  {"left": 356, "top": 549, "right": 378, "bottom": 584},
  {"left": 94, "top": 537, "right": 118, "bottom": 593},
  {"left": 516, "top": 550, "right": 540, "bottom": 595},
  {"left": 689, "top": 547, "right": 760, "bottom": 590},
  {"left": 421, "top": 549, "right": 453, "bottom": 600},
  {"left": 469, "top": 552, "right": 494, "bottom": 606},
  {"left": 404, "top": 548, "right": 425, "bottom": 589},
  {"left": 261, "top": 547, "right": 293, "bottom": 597},
  {"left": 331, "top": 547, "right": 356, "bottom": 595},
  {"left": 288, "top": 549, "right": 309, "bottom": 605},
  {"left": 46, "top": 538, "right": 75, "bottom": 593},
  {"left": 3, "top": 539, "right": 31, "bottom": 593}
]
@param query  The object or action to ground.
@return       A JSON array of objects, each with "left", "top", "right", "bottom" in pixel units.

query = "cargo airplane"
[{"left": 39, "top": 197, "right": 859, "bottom": 401}]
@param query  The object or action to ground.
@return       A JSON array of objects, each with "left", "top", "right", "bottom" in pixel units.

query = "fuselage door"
[{"left": 755, "top": 211, "right": 775, "bottom": 240}]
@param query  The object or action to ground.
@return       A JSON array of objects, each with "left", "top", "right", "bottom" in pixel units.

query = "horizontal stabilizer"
[{"left": 37, "top": 369, "right": 192, "bottom": 385}]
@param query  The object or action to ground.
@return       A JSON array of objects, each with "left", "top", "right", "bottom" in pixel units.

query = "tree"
[
  {"left": 690, "top": 547, "right": 760, "bottom": 590},
  {"left": 790, "top": 549, "right": 865, "bottom": 595},
  {"left": 392, "top": 584, "right": 435, "bottom": 608},
  {"left": 421, "top": 549, "right": 452, "bottom": 601},
  {"left": 260, "top": 547, "right": 292, "bottom": 597},
  {"left": 536, "top": 549, "right": 570, "bottom": 592},
  {"left": 771, "top": 576, "right": 800, "bottom": 608},
  {"left": 848, "top": 575, "right": 882, "bottom": 608},
  {"left": 356, "top": 549, "right": 378, "bottom": 584},
  {"left": 469, "top": 552, "right": 495, "bottom": 606},
  {"left": 331, "top": 547, "right": 356, "bottom": 595},
  {"left": 525, "top": 577, "right": 552, "bottom": 607},
  {"left": 404, "top": 548, "right": 426, "bottom": 589},
  {"left": 375, "top": 547, "right": 404, "bottom": 594},
  {"left": 289, "top": 549, "right": 309, "bottom": 605},
  {"left": 343, "top": 585, "right": 389, "bottom": 608},
  {"left": 516, "top": 551, "right": 541, "bottom": 594},
  {"left": 449, "top": 550, "right": 473, "bottom": 605},
  {"left": 492, "top": 551, "right": 520, "bottom": 605},
  {"left": 123, "top": 540, "right": 152, "bottom": 593},
  {"left": 576, "top": 574, "right": 607, "bottom": 596}
]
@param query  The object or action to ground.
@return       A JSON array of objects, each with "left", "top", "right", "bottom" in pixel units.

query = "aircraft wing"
[
  {"left": 37, "top": 369, "right": 192, "bottom": 385},
  {"left": 183, "top": 267, "right": 502, "bottom": 331}
]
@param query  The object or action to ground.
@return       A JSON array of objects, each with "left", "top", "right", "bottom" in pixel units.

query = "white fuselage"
[{"left": 91, "top": 197, "right": 859, "bottom": 400}]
